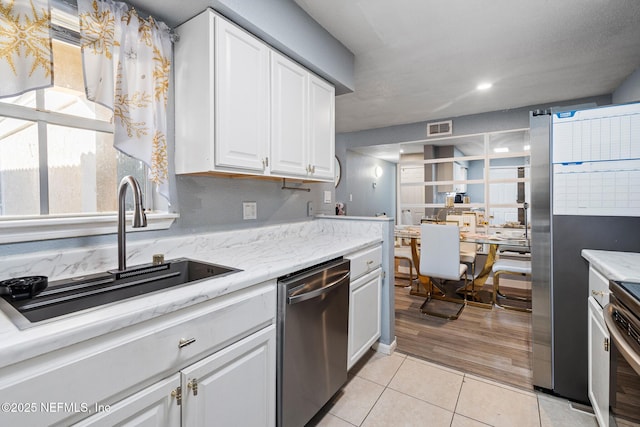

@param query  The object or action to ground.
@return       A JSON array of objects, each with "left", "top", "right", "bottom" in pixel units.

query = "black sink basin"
[{"left": 1, "top": 258, "right": 241, "bottom": 324}]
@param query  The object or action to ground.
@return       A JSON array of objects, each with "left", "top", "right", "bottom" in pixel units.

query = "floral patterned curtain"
[
  {"left": 78, "top": 0, "right": 171, "bottom": 202},
  {"left": 0, "top": 0, "right": 53, "bottom": 97}
]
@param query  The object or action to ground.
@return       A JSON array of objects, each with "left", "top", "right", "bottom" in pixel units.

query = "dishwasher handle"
[{"left": 287, "top": 271, "right": 350, "bottom": 305}]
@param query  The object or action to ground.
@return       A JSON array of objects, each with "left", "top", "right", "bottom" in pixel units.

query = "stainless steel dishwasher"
[{"left": 277, "top": 257, "right": 350, "bottom": 427}]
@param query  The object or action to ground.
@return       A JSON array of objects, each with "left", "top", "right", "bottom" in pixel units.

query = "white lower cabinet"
[
  {"left": 0, "top": 281, "right": 276, "bottom": 427},
  {"left": 75, "top": 326, "right": 275, "bottom": 427},
  {"left": 346, "top": 244, "right": 383, "bottom": 370},
  {"left": 181, "top": 325, "right": 275, "bottom": 427},
  {"left": 587, "top": 263, "right": 611, "bottom": 427},
  {"left": 74, "top": 374, "right": 181, "bottom": 427},
  {"left": 588, "top": 296, "right": 610, "bottom": 427},
  {"left": 348, "top": 268, "right": 382, "bottom": 370}
]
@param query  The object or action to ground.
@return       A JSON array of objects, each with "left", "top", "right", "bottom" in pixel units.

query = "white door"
[
  {"left": 181, "top": 326, "right": 276, "bottom": 427},
  {"left": 588, "top": 297, "right": 610, "bottom": 427},
  {"left": 270, "top": 51, "right": 308, "bottom": 176},
  {"left": 73, "top": 374, "right": 181, "bottom": 427},
  {"left": 348, "top": 269, "right": 382, "bottom": 370},
  {"left": 215, "top": 17, "right": 270, "bottom": 172},
  {"left": 307, "top": 74, "right": 335, "bottom": 180},
  {"left": 400, "top": 164, "right": 426, "bottom": 225}
]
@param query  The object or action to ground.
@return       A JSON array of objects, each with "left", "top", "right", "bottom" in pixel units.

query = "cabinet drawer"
[
  {"left": 347, "top": 245, "right": 382, "bottom": 281},
  {"left": 589, "top": 265, "right": 610, "bottom": 307},
  {"left": 0, "top": 281, "right": 276, "bottom": 426}
]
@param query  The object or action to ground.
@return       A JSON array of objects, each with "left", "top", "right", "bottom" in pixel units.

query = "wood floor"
[{"left": 394, "top": 278, "right": 533, "bottom": 390}]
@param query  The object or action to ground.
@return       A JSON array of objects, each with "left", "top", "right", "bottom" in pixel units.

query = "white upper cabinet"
[
  {"left": 175, "top": 9, "right": 335, "bottom": 181},
  {"left": 175, "top": 10, "right": 269, "bottom": 174},
  {"left": 308, "top": 74, "right": 335, "bottom": 180},
  {"left": 270, "top": 51, "right": 335, "bottom": 180},
  {"left": 270, "top": 51, "right": 309, "bottom": 176},
  {"left": 215, "top": 17, "right": 270, "bottom": 172},
  {"left": 174, "top": 10, "right": 215, "bottom": 175}
]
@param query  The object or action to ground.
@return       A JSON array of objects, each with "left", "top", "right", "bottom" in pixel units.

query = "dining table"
[{"left": 394, "top": 225, "right": 531, "bottom": 305}]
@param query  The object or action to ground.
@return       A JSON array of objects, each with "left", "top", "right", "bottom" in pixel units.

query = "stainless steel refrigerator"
[{"left": 530, "top": 103, "right": 640, "bottom": 403}]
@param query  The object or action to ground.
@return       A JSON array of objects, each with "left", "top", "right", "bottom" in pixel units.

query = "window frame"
[{"left": 0, "top": 2, "right": 177, "bottom": 244}]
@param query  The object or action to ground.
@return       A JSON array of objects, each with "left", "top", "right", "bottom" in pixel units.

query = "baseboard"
[{"left": 372, "top": 338, "right": 397, "bottom": 355}]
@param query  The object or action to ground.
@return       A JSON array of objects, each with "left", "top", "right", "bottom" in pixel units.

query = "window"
[{"left": 0, "top": 4, "right": 175, "bottom": 243}]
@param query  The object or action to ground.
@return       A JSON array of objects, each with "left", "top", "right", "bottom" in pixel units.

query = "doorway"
[{"left": 394, "top": 279, "right": 533, "bottom": 390}]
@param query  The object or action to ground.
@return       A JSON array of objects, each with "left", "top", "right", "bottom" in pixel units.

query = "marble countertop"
[
  {"left": 0, "top": 220, "right": 383, "bottom": 368},
  {"left": 581, "top": 249, "right": 640, "bottom": 282}
]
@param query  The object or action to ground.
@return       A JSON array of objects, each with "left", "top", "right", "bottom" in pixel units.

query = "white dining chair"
[
  {"left": 446, "top": 213, "right": 478, "bottom": 279},
  {"left": 419, "top": 223, "right": 468, "bottom": 319}
]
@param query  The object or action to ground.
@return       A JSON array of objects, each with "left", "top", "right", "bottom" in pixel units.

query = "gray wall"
[
  {"left": 174, "top": 176, "right": 334, "bottom": 234},
  {"left": 336, "top": 95, "right": 613, "bottom": 219},
  {"left": 338, "top": 151, "right": 395, "bottom": 218},
  {"left": 466, "top": 159, "right": 485, "bottom": 203},
  {"left": 0, "top": 176, "right": 334, "bottom": 257},
  {"left": 336, "top": 95, "right": 612, "bottom": 150},
  {"left": 613, "top": 67, "right": 640, "bottom": 105}
]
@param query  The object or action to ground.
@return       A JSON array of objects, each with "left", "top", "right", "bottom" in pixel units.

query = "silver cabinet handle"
[{"left": 178, "top": 337, "right": 196, "bottom": 348}]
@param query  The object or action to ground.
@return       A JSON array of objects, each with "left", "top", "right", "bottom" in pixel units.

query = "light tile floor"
[{"left": 308, "top": 350, "right": 598, "bottom": 427}]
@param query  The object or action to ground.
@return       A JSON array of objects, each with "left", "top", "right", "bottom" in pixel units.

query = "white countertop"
[
  {"left": 0, "top": 219, "right": 385, "bottom": 368},
  {"left": 581, "top": 249, "right": 640, "bottom": 282}
]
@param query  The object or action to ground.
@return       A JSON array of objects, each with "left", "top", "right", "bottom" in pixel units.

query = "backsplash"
[{"left": 0, "top": 217, "right": 386, "bottom": 282}]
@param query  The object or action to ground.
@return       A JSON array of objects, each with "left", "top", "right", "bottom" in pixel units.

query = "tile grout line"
[{"left": 355, "top": 354, "right": 407, "bottom": 426}]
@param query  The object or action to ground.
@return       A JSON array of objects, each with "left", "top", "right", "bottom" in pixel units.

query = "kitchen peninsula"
[{"left": 0, "top": 216, "right": 393, "bottom": 426}]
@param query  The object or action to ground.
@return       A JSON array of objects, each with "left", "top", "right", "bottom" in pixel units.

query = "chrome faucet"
[{"left": 117, "top": 176, "right": 147, "bottom": 271}]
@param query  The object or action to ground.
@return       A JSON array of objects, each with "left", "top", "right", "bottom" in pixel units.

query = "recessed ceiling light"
[
  {"left": 399, "top": 148, "right": 404, "bottom": 153},
  {"left": 477, "top": 82, "right": 493, "bottom": 91},
  {"left": 524, "top": 145, "right": 530, "bottom": 151},
  {"left": 494, "top": 147, "right": 509, "bottom": 153}
]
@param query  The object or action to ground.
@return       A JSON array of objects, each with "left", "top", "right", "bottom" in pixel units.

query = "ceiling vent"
[{"left": 427, "top": 120, "right": 452, "bottom": 137}]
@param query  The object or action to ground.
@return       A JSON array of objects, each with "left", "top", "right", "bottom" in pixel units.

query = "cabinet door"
[
  {"left": 308, "top": 74, "right": 335, "bottom": 180},
  {"left": 588, "top": 297, "right": 610, "bottom": 427},
  {"left": 270, "top": 51, "right": 308, "bottom": 176},
  {"left": 174, "top": 10, "right": 215, "bottom": 174},
  {"left": 348, "top": 269, "right": 382, "bottom": 370},
  {"left": 73, "top": 374, "right": 181, "bottom": 427},
  {"left": 181, "top": 325, "right": 276, "bottom": 427},
  {"left": 215, "top": 17, "right": 270, "bottom": 172}
]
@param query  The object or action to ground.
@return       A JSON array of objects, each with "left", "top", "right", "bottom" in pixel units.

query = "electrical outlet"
[
  {"left": 242, "top": 202, "right": 257, "bottom": 220},
  {"left": 307, "top": 201, "right": 314, "bottom": 217}
]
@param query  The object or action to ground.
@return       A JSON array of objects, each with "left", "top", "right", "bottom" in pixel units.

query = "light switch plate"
[
  {"left": 243, "top": 202, "right": 257, "bottom": 220},
  {"left": 324, "top": 190, "right": 332, "bottom": 204}
]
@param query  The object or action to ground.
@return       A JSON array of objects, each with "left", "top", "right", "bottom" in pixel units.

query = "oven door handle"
[{"left": 604, "top": 303, "right": 640, "bottom": 375}]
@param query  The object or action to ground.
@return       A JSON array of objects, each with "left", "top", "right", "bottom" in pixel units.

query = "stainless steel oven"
[{"left": 604, "top": 280, "right": 640, "bottom": 426}]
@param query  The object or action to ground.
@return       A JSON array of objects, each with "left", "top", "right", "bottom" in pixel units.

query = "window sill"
[{"left": 0, "top": 213, "right": 179, "bottom": 244}]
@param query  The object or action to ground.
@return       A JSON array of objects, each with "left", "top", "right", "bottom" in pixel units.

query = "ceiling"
[
  {"left": 123, "top": 0, "right": 640, "bottom": 160},
  {"left": 294, "top": 0, "right": 640, "bottom": 134}
]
